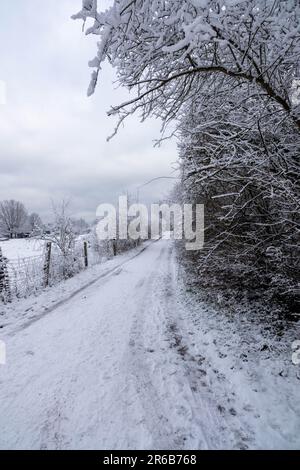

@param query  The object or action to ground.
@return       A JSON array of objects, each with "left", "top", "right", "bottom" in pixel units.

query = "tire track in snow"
[
  {"left": 125, "top": 243, "right": 209, "bottom": 449},
  {"left": 126, "top": 243, "right": 179, "bottom": 449}
]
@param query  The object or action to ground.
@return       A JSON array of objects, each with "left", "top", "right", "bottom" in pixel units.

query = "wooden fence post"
[
  {"left": 43, "top": 242, "right": 52, "bottom": 288},
  {"left": 83, "top": 241, "right": 88, "bottom": 268},
  {"left": 0, "top": 247, "right": 10, "bottom": 303},
  {"left": 112, "top": 239, "right": 117, "bottom": 257}
]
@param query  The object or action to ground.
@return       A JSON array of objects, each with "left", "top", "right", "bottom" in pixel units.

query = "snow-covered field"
[
  {"left": 0, "top": 239, "right": 45, "bottom": 260},
  {"left": 0, "top": 239, "right": 299, "bottom": 450}
]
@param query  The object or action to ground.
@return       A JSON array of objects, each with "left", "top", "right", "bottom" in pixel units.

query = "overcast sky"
[{"left": 0, "top": 0, "right": 178, "bottom": 222}]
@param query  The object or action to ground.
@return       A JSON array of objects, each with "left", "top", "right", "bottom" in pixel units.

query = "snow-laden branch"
[{"left": 74, "top": 0, "right": 300, "bottom": 131}]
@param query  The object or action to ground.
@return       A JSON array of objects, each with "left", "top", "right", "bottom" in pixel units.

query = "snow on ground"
[
  {"left": 0, "top": 239, "right": 45, "bottom": 260},
  {"left": 175, "top": 279, "right": 300, "bottom": 449},
  {"left": 0, "top": 239, "right": 299, "bottom": 449}
]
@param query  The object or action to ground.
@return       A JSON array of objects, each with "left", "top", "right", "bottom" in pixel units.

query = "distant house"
[{"left": 16, "top": 232, "right": 31, "bottom": 239}]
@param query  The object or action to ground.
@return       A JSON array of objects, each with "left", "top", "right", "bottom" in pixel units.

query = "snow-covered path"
[
  {"left": 0, "top": 240, "right": 204, "bottom": 449},
  {"left": 1, "top": 239, "right": 299, "bottom": 450}
]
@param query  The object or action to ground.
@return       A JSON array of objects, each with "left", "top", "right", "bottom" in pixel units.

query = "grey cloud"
[{"left": 0, "top": 0, "right": 177, "bottom": 222}]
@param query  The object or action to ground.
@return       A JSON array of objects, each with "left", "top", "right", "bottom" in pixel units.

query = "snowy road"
[
  {"left": 1, "top": 239, "right": 299, "bottom": 450},
  {"left": 0, "top": 240, "right": 208, "bottom": 450}
]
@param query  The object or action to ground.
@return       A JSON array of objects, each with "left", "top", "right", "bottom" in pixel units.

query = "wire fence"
[
  {"left": 0, "top": 236, "right": 141, "bottom": 303},
  {"left": 0, "top": 241, "right": 104, "bottom": 302}
]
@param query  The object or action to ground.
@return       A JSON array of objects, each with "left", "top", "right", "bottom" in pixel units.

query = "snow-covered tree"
[
  {"left": 41, "top": 201, "right": 76, "bottom": 258},
  {"left": 40, "top": 201, "right": 78, "bottom": 279},
  {"left": 28, "top": 212, "right": 43, "bottom": 235},
  {"left": 74, "top": 0, "right": 300, "bottom": 135},
  {"left": 0, "top": 200, "right": 28, "bottom": 239}
]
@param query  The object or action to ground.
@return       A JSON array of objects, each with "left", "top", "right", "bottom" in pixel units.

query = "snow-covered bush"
[
  {"left": 0, "top": 248, "right": 10, "bottom": 303},
  {"left": 176, "top": 89, "right": 300, "bottom": 308}
]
